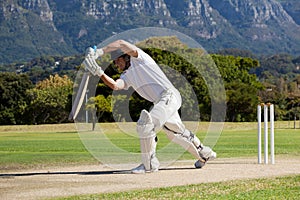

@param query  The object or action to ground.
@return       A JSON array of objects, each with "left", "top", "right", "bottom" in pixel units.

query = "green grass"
[
  {"left": 0, "top": 131, "right": 96, "bottom": 169},
  {"left": 212, "top": 129, "right": 300, "bottom": 158},
  {"left": 0, "top": 124, "right": 97, "bottom": 169},
  {"left": 55, "top": 175, "right": 300, "bottom": 200},
  {"left": 1, "top": 122, "right": 299, "bottom": 199},
  {"left": 0, "top": 122, "right": 299, "bottom": 169}
]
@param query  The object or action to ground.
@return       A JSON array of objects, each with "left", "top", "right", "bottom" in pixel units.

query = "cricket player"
[{"left": 83, "top": 39, "right": 216, "bottom": 173}]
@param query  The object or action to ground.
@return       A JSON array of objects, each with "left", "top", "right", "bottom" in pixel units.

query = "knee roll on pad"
[
  {"left": 138, "top": 109, "right": 152, "bottom": 125},
  {"left": 137, "top": 109, "right": 156, "bottom": 138}
]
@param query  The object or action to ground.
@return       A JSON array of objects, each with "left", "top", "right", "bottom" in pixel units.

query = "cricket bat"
[{"left": 69, "top": 71, "right": 90, "bottom": 120}]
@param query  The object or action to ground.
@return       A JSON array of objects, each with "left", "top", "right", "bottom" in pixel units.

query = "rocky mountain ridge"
[{"left": 0, "top": 0, "right": 299, "bottom": 64}]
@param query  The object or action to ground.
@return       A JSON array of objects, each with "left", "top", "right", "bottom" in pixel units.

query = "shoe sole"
[
  {"left": 131, "top": 168, "right": 159, "bottom": 174},
  {"left": 131, "top": 170, "right": 146, "bottom": 174},
  {"left": 131, "top": 170, "right": 159, "bottom": 174}
]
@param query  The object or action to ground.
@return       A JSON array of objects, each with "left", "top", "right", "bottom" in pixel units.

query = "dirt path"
[{"left": 1, "top": 157, "right": 299, "bottom": 200}]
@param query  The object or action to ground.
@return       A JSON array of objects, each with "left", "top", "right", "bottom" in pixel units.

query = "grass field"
[
  {"left": 0, "top": 122, "right": 299, "bottom": 169},
  {"left": 56, "top": 175, "right": 300, "bottom": 200},
  {"left": 0, "top": 122, "right": 299, "bottom": 199}
]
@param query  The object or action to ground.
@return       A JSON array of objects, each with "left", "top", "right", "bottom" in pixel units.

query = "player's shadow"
[
  {"left": 0, "top": 167, "right": 195, "bottom": 177},
  {"left": 0, "top": 170, "right": 128, "bottom": 177}
]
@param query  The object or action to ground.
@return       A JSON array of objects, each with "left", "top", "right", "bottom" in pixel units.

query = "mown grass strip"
[
  {"left": 53, "top": 175, "right": 300, "bottom": 200},
  {"left": 0, "top": 122, "right": 299, "bottom": 169}
]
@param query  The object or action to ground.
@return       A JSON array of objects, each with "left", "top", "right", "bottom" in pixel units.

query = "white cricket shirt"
[{"left": 120, "top": 48, "right": 178, "bottom": 103}]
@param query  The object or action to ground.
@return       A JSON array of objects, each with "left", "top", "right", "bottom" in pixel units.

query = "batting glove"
[
  {"left": 86, "top": 46, "right": 104, "bottom": 59},
  {"left": 83, "top": 56, "right": 104, "bottom": 77}
]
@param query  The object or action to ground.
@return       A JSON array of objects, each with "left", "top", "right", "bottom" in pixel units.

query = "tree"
[
  {"left": 26, "top": 74, "right": 73, "bottom": 124},
  {"left": 0, "top": 73, "right": 33, "bottom": 125},
  {"left": 211, "top": 54, "right": 262, "bottom": 121},
  {"left": 226, "top": 82, "right": 259, "bottom": 122},
  {"left": 86, "top": 94, "right": 112, "bottom": 121}
]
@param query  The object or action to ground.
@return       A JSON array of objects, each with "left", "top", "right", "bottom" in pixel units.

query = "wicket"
[{"left": 257, "top": 103, "right": 275, "bottom": 164}]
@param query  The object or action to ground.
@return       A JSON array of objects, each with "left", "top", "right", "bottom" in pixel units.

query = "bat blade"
[{"left": 69, "top": 72, "right": 90, "bottom": 120}]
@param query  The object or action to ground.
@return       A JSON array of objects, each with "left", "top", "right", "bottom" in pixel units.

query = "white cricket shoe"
[
  {"left": 131, "top": 164, "right": 146, "bottom": 174},
  {"left": 131, "top": 164, "right": 159, "bottom": 174}
]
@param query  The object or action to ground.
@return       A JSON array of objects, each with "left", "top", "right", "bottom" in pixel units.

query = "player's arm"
[
  {"left": 100, "top": 74, "right": 125, "bottom": 90},
  {"left": 103, "top": 40, "right": 138, "bottom": 58},
  {"left": 86, "top": 40, "right": 138, "bottom": 60}
]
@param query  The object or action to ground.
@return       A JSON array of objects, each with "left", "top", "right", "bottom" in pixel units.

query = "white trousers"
[
  {"left": 150, "top": 89, "right": 203, "bottom": 161},
  {"left": 137, "top": 89, "right": 204, "bottom": 170},
  {"left": 150, "top": 89, "right": 185, "bottom": 134}
]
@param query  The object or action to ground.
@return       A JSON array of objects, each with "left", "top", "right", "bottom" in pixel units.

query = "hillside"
[
  {"left": 277, "top": 0, "right": 300, "bottom": 24},
  {"left": 0, "top": 0, "right": 300, "bottom": 64}
]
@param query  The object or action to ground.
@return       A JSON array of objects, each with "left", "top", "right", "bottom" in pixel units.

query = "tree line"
[{"left": 1, "top": 47, "right": 300, "bottom": 125}]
